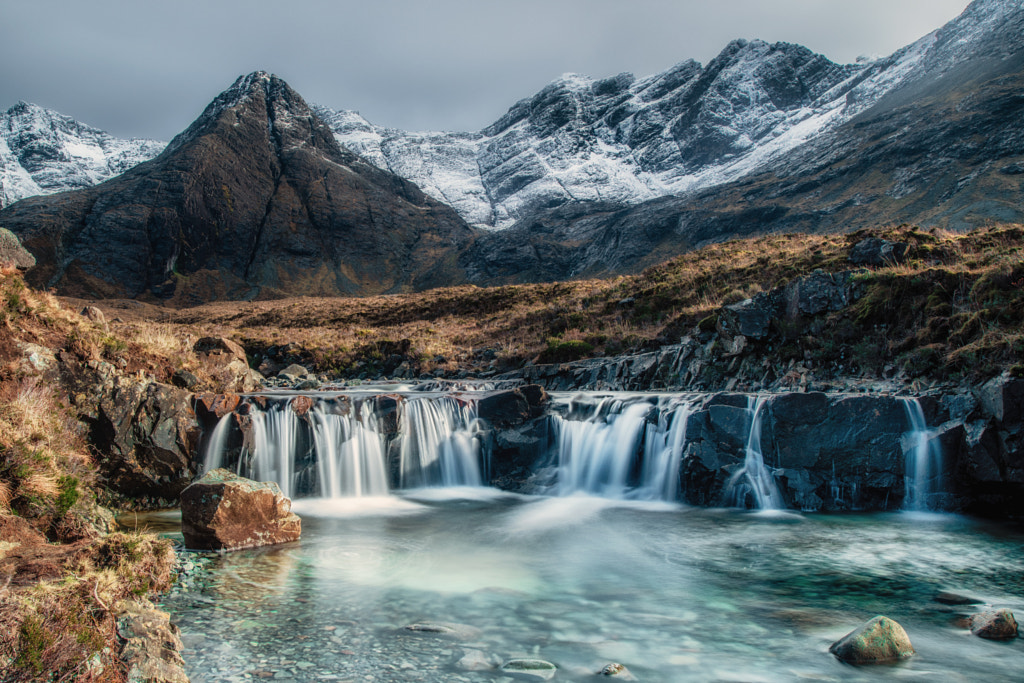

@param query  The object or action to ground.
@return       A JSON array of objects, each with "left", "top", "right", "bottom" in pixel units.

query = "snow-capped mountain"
[
  {"left": 316, "top": 0, "right": 1021, "bottom": 230},
  {"left": 0, "top": 102, "right": 164, "bottom": 208},
  {"left": 1, "top": 0, "right": 1017, "bottom": 233}
]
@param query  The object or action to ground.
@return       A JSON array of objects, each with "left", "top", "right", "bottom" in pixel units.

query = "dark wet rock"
[
  {"left": 477, "top": 389, "right": 531, "bottom": 428},
  {"left": 600, "top": 662, "right": 637, "bottom": 679},
  {"left": 180, "top": 468, "right": 301, "bottom": 551},
  {"left": 91, "top": 377, "right": 201, "bottom": 498},
  {"left": 783, "top": 270, "right": 864, "bottom": 316},
  {"left": 194, "top": 393, "right": 241, "bottom": 421},
  {"left": 500, "top": 658, "right": 557, "bottom": 680},
  {"left": 117, "top": 601, "right": 189, "bottom": 683},
  {"left": 970, "top": 609, "right": 1019, "bottom": 640},
  {"left": 0, "top": 227, "right": 35, "bottom": 269},
  {"left": 829, "top": 615, "right": 915, "bottom": 664},
  {"left": 848, "top": 238, "right": 908, "bottom": 266},
  {"left": 935, "top": 590, "right": 983, "bottom": 606}
]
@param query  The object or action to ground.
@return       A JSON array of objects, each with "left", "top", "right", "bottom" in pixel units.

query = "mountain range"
[{"left": 1, "top": 0, "right": 1022, "bottom": 299}]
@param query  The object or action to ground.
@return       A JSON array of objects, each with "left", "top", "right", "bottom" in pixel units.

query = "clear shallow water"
[{"left": 154, "top": 495, "right": 1024, "bottom": 682}]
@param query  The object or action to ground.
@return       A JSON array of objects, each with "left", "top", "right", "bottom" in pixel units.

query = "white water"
[
  {"left": 552, "top": 394, "right": 698, "bottom": 501},
  {"left": 398, "top": 396, "right": 484, "bottom": 488},
  {"left": 309, "top": 402, "right": 389, "bottom": 498},
  {"left": 200, "top": 412, "right": 233, "bottom": 475},
  {"left": 901, "top": 397, "right": 944, "bottom": 511},
  {"left": 244, "top": 402, "right": 301, "bottom": 499},
  {"left": 725, "top": 396, "right": 783, "bottom": 509}
]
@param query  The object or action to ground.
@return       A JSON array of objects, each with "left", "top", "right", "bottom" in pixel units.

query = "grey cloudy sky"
[{"left": 0, "top": 0, "right": 972, "bottom": 140}]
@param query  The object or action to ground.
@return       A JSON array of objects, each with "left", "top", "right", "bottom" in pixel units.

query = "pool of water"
[{"left": 153, "top": 492, "right": 1024, "bottom": 682}]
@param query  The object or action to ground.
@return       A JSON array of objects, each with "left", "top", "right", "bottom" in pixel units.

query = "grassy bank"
[{"left": 102, "top": 224, "right": 1024, "bottom": 385}]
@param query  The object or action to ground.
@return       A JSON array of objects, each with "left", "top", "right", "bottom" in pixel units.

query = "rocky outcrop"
[
  {"left": 116, "top": 601, "right": 189, "bottom": 683},
  {"left": 829, "top": 616, "right": 915, "bottom": 664},
  {"left": 180, "top": 469, "right": 301, "bottom": 551},
  {"left": 1, "top": 72, "right": 476, "bottom": 302},
  {"left": 0, "top": 227, "right": 34, "bottom": 269},
  {"left": 85, "top": 375, "right": 201, "bottom": 498},
  {"left": 193, "top": 336, "right": 261, "bottom": 393}
]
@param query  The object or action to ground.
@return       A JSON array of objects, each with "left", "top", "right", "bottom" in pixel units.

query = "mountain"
[
  {"left": 317, "top": 0, "right": 1023, "bottom": 232},
  {"left": 0, "top": 72, "right": 476, "bottom": 302},
  {"left": 0, "top": 102, "right": 164, "bottom": 208},
  {"left": 460, "top": 0, "right": 1024, "bottom": 282}
]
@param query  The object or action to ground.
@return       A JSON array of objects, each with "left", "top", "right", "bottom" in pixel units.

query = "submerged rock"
[
  {"left": 934, "top": 590, "right": 983, "bottom": 605},
  {"left": 970, "top": 609, "right": 1018, "bottom": 640},
  {"left": 180, "top": 468, "right": 301, "bottom": 551},
  {"left": 501, "top": 658, "right": 557, "bottom": 680},
  {"left": 828, "top": 615, "right": 915, "bottom": 664},
  {"left": 404, "top": 621, "right": 482, "bottom": 640}
]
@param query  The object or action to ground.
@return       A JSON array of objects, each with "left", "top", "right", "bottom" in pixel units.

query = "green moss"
[{"left": 538, "top": 338, "right": 594, "bottom": 364}]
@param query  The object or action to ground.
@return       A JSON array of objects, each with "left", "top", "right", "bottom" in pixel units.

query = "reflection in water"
[{"left": 158, "top": 500, "right": 1024, "bottom": 682}]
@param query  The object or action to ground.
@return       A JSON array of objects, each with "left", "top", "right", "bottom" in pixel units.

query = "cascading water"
[
  {"left": 901, "top": 397, "right": 944, "bottom": 511},
  {"left": 308, "top": 402, "right": 389, "bottom": 497},
  {"left": 201, "top": 412, "right": 233, "bottom": 475},
  {"left": 398, "top": 396, "right": 484, "bottom": 488},
  {"left": 551, "top": 394, "right": 698, "bottom": 500},
  {"left": 243, "top": 402, "right": 301, "bottom": 499},
  {"left": 725, "top": 396, "right": 783, "bottom": 509}
]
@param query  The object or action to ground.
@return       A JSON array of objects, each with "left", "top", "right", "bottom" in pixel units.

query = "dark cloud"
[{"left": 0, "top": 0, "right": 972, "bottom": 140}]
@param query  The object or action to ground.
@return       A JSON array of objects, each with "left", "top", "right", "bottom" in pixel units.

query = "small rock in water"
[
  {"left": 600, "top": 662, "right": 637, "bottom": 679},
  {"left": 935, "top": 591, "right": 984, "bottom": 606},
  {"left": 403, "top": 621, "right": 482, "bottom": 640},
  {"left": 970, "top": 609, "right": 1019, "bottom": 640},
  {"left": 500, "top": 658, "right": 557, "bottom": 680},
  {"left": 828, "top": 616, "right": 914, "bottom": 664}
]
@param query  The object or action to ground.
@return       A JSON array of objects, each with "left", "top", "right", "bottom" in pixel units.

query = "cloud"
[{"left": 0, "top": 0, "right": 972, "bottom": 139}]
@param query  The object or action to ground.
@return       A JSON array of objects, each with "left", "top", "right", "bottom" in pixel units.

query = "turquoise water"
[{"left": 154, "top": 493, "right": 1024, "bottom": 682}]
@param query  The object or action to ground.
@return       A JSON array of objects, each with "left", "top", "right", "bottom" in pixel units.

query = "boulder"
[
  {"left": 828, "top": 615, "right": 915, "bottom": 664},
  {"left": 180, "top": 468, "right": 301, "bottom": 551},
  {"left": 80, "top": 305, "right": 108, "bottom": 330},
  {"left": 116, "top": 601, "right": 189, "bottom": 683},
  {"left": 783, "top": 270, "right": 863, "bottom": 316},
  {"left": 717, "top": 293, "right": 776, "bottom": 339},
  {"left": 969, "top": 609, "right": 1018, "bottom": 640},
  {"left": 477, "top": 389, "right": 531, "bottom": 428},
  {"left": 194, "top": 337, "right": 260, "bottom": 392},
  {"left": 93, "top": 377, "right": 201, "bottom": 498},
  {"left": 0, "top": 227, "right": 35, "bottom": 269},
  {"left": 848, "top": 238, "right": 908, "bottom": 266},
  {"left": 278, "top": 363, "right": 311, "bottom": 381}
]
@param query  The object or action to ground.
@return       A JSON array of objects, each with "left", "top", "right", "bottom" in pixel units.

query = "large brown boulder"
[
  {"left": 829, "top": 615, "right": 915, "bottom": 664},
  {"left": 180, "top": 469, "right": 301, "bottom": 551}
]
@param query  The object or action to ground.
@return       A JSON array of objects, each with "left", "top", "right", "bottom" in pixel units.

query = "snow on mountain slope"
[
  {"left": 0, "top": 102, "right": 165, "bottom": 208},
  {"left": 318, "top": 0, "right": 1020, "bottom": 230}
]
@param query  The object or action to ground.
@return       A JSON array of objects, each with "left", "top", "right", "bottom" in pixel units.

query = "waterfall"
[
  {"left": 901, "top": 398, "right": 944, "bottom": 511},
  {"left": 201, "top": 412, "right": 233, "bottom": 475},
  {"left": 398, "top": 396, "right": 485, "bottom": 488},
  {"left": 726, "top": 396, "right": 782, "bottom": 509},
  {"left": 309, "top": 402, "right": 389, "bottom": 497},
  {"left": 552, "top": 395, "right": 696, "bottom": 500},
  {"left": 242, "top": 402, "right": 301, "bottom": 499}
]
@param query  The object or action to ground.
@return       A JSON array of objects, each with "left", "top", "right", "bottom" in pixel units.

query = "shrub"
[{"left": 537, "top": 338, "right": 594, "bottom": 364}]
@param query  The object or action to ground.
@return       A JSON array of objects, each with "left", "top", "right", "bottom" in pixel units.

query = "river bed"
[{"left": 151, "top": 492, "right": 1024, "bottom": 682}]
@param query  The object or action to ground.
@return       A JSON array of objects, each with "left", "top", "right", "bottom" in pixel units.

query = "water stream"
[{"left": 155, "top": 500, "right": 1024, "bottom": 682}]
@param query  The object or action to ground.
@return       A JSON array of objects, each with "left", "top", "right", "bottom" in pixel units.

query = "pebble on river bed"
[
  {"left": 500, "top": 658, "right": 557, "bottom": 680},
  {"left": 828, "top": 615, "right": 915, "bottom": 664}
]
